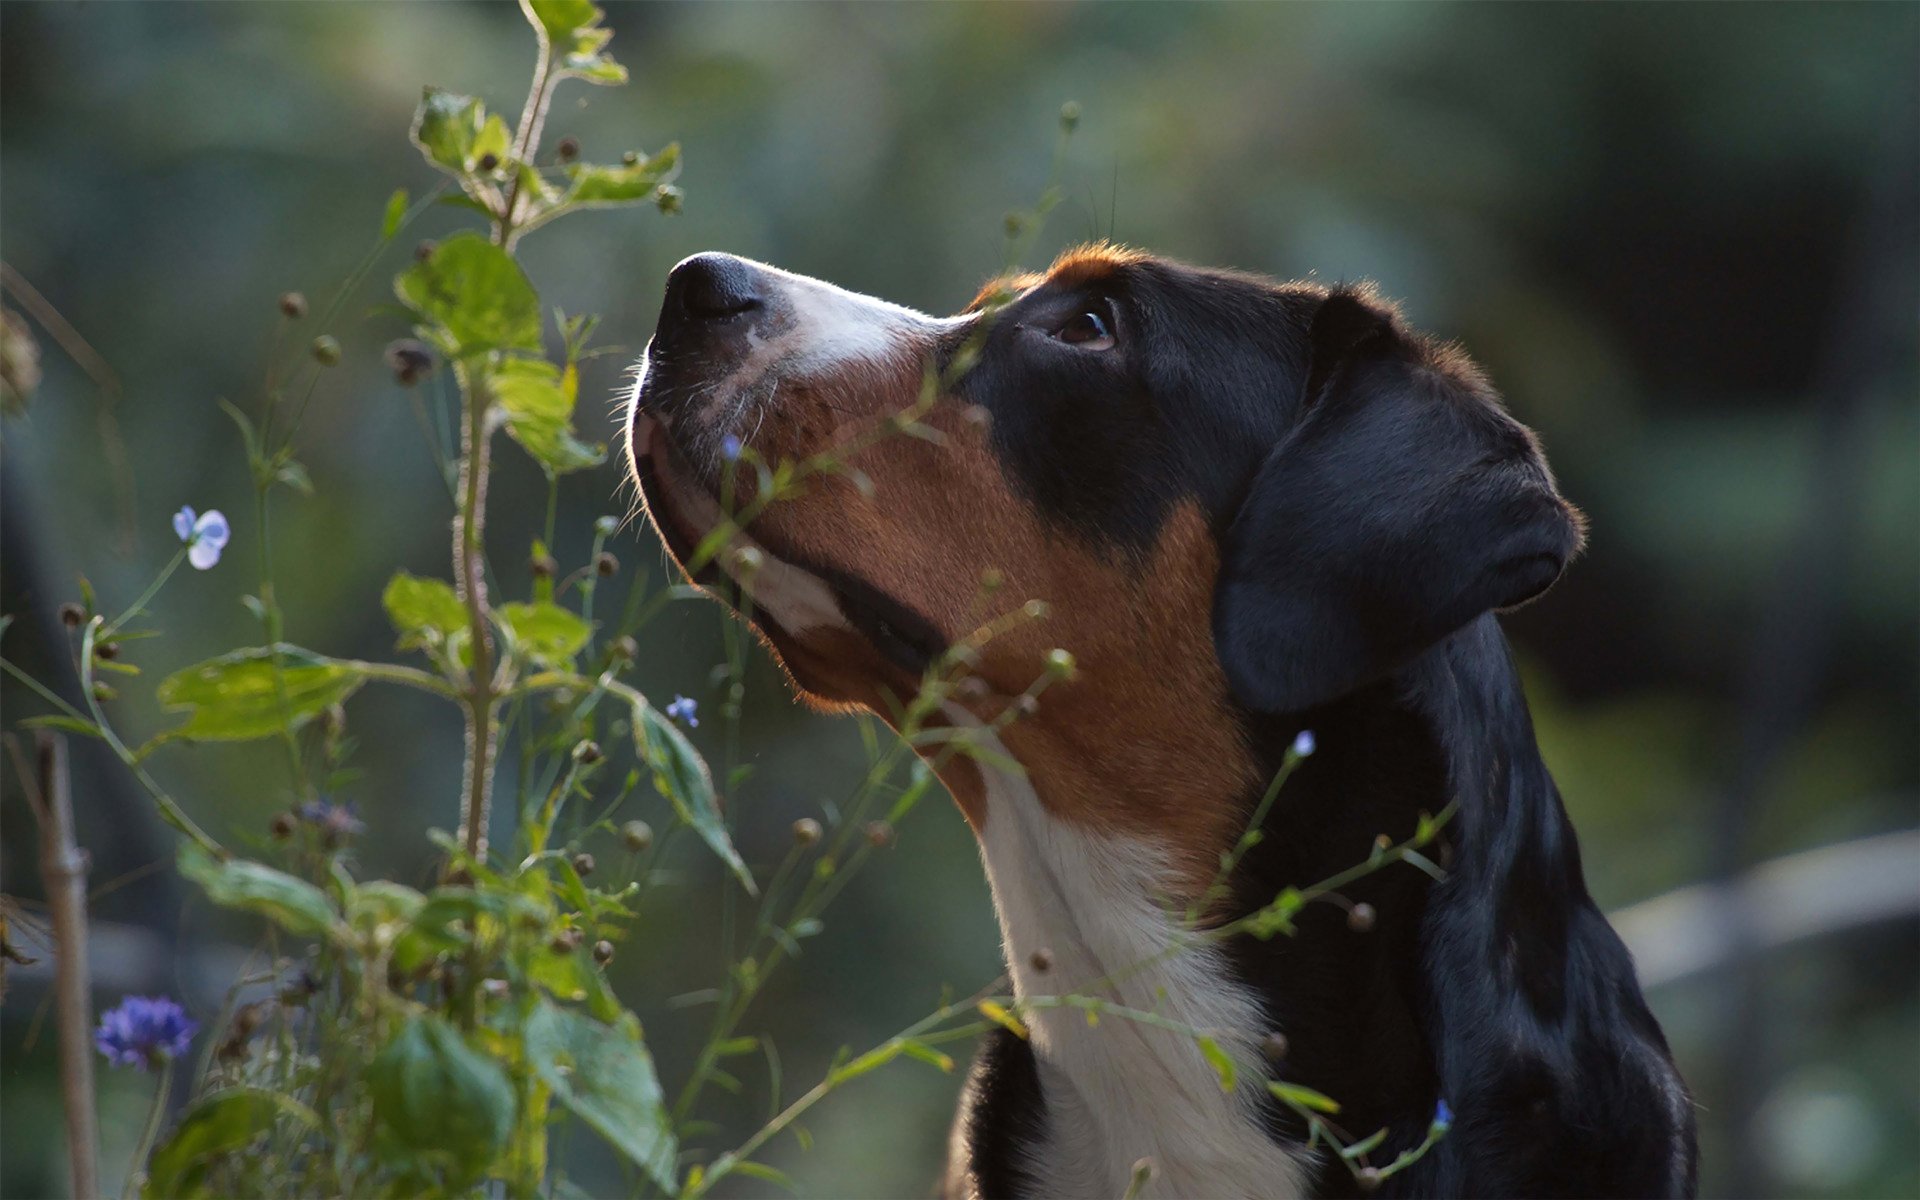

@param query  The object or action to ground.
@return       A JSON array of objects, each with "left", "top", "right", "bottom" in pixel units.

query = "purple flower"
[
  {"left": 95, "top": 996, "right": 197, "bottom": 1069},
  {"left": 172, "top": 506, "right": 230, "bottom": 570},
  {"left": 1432, "top": 1098, "right": 1453, "bottom": 1130},
  {"left": 665, "top": 694, "right": 699, "bottom": 727},
  {"left": 719, "top": 433, "right": 743, "bottom": 462},
  {"left": 297, "top": 798, "right": 364, "bottom": 844},
  {"left": 1291, "top": 730, "right": 1316, "bottom": 758}
]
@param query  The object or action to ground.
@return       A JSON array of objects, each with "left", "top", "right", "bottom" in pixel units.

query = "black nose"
[{"left": 666, "top": 252, "right": 763, "bottom": 323}]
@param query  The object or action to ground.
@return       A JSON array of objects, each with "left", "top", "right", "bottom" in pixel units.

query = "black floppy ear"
[{"left": 1213, "top": 289, "right": 1585, "bottom": 714}]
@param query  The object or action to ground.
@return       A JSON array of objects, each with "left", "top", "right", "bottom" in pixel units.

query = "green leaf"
[
  {"left": 409, "top": 88, "right": 490, "bottom": 176},
  {"left": 560, "top": 145, "right": 679, "bottom": 207},
  {"left": 367, "top": 1014, "right": 515, "bottom": 1188},
  {"left": 496, "top": 601, "right": 591, "bottom": 666},
  {"left": 381, "top": 188, "right": 409, "bottom": 240},
  {"left": 156, "top": 645, "right": 367, "bottom": 742},
  {"left": 630, "top": 694, "right": 754, "bottom": 893},
  {"left": 382, "top": 572, "right": 469, "bottom": 648},
  {"left": 18, "top": 714, "right": 104, "bottom": 740},
  {"left": 489, "top": 357, "right": 606, "bottom": 476},
  {"left": 179, "top": 844, "right": 340, "bottom": 940},
  {"left": 525, "top": 1000, "right": 677, "bottom": 1192},
  {"left": 523, "top": 0, "right": 599, "bottom": 39},
  {"left": 394, "top": 232, "right": 542, "bottom": 358},
  {"left": 1197, "top": 1035, "right": 1236, "bottom": 1093},
  {"left": 143, "top": 1087, "right": 317, "bottom": 1200},
  {"left": 1269, "top": 1080, "right": 1343, "bottom": 1114}
]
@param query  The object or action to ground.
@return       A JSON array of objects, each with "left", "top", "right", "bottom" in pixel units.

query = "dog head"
[{"left": 628, "top": 245, "right": 1582, "bottom": 863}]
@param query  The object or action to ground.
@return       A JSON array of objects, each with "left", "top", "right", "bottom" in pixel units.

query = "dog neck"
[{"left": 939, "top": 614, "right": 1676, "bottom": 1197}]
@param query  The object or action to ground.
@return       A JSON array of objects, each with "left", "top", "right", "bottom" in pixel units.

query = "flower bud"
[
  {"left": 481, "top": 977, "right": 510, "bottom": 999},
  {"left": 1044, "top": 648, "right": 1076, "bottom": 680},
  {"left": 477, "top": 152, "right": 501, "bottom": 172},
  {"left": 573, "top": 740, "right": 603, "bottom": 764},
  {"left": 962, "top": 404, "right": 994, "bottom": 434},
  {"left": 278, "top": 291, "right": 308, "bottom": 319},
  {"left": 445, "top": 865, "right": 474, "bottom": 887},
  {"left": 792, "top": 817, "right": 822, "bottom": 846},
  {"left": 1060, "top": 101, "right": 1082, "bottom": 132},
  {"left": 1013, "top": 694, "right": 1039, "bottom": 718},
  {"left": 595, "top": 551, "right": 619, "bottom": 577},
  {"left": 1347, "top": 902, "right": 1376, "bottom": 933},
  {"left": 413, "top": 240, "right": 436, "bottom": 262},
  {"left": 728, "top": 545, "right": 764, "bottom": 575},
  {"left": 572, "top": 852, "right": 596, "bottom": 877},
  {"left": 384, "top": 339, "right": 433, "bottom": 387},
  {"left": 863, "top": 820, "right": 894, "bottom": 849},
  {"left": 621, "top": 820, "right": 653, "bottom": 852},
  {"left": 956, "top": 676, "right": 991, "bottom": 701},
  {"left": 1261, "top": 1030, "right": 1289, "bottom": 1062},
  {"left": 58, "top": 602, "right": 85, "bottom": 628},
  {"left": 978, "top": 566, "right": 1004, "bottom": 592},
  {"left": 556, "top": 136, "right": 580, "bottom": 162},
  {"left": 270, "top": 812, "right": 297, "bottom": 841},
  {"left": 530, "top": 551, "right": 557, "bottom": 579},
  {"left": 94, "top": 640, "right": 119, "bottom": 661},
  {"left": 549, "top": 931, "right": 580, "bottom": 955},
  {"left": 592, "top": 939, "right": 615, "bottom": 965},
  {"left": 1003, "top": 212, "right": 1027, "bottom": 239},
  {"left": 611, "top": 635, "right": 638, "bottom": 662},
  {"left": 1374, "top": 833, "right": 1392, "bottom": 853},
  {"left": 622, "top": 150, "right": 639, "bottom": 165},
  {"left": 654, "top": 185, "right": 683, "bottom": 215},
  {"left": 594, "top": 515, "right": 619, "bottom": 537},
  {"left": 91, "top": 681, "right": 116, "bottom": 702},
  {"left": 310, "top": 335, "right": 341, "bottom": 366},
  {"left": 1022, "top": 599, "right": 1050, "bottom": 620},
  {"left": 1356, "top": 1166, "right": 1382, "bottom": 1193}
]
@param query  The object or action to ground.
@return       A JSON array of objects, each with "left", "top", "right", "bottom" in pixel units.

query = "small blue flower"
[
  {"left": 173, "top": 505, "right": 230, "bottom": 570},
  {"left": 1291, "top": 730, "right": 1316, "bottom": 758},
  {"left": 665, "top": 694, "right": 699, "bottom": 727},
  {"left": 95, "top": 995, "right": 197, "bottom": 1070},
  {"left": 297, "top": 798, "right": 364, "bottom": 844},
  {"left": 720, "top": 434, "right": 743, "bottom": 462},
  {"left": 1432, "top": 1098, "right": 1453, "bottom": 1130}
]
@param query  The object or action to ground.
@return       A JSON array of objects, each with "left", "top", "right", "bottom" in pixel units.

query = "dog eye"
[{"left": 1054, "top": 308, "right": 1115, "bottom": 351}]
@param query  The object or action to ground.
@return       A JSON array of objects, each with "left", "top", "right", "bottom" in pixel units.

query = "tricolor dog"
[{"left": 627, "top": 245, "right": 1698, "bottom": 1198}]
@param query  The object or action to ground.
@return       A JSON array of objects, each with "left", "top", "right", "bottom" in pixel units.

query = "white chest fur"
[{"left": 951, "top": 709, "right": 1307, "bottom": 1199}]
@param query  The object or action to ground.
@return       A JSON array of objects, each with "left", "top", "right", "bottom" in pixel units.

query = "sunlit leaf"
[
  {"left": 525, "top": 1000, "right": 677, "bottom": 1192},
  {"left": 496, "top": 601, "right": 591, "bottom": 665},
  {"left": 381, "top": 188, "right": 409, "bottom": 240},
  {"left": 1197, "top": 1035, "right": 1236, "bottom": 1093},
  {"left": 143, "top": 1087, "right": 317, "bottom": 1199},
  {"left": 156, "top": 645, "right": 367, "bottom": 742},
  {"left": 179, "top": 844, "right": 340, "bottom": 940},
  {"left": 560, "top": 145, "right": 679, "bottom": 207},
  {"left": 409, "top": 88, "right": 494, "bottom": 176},
  {"left": 394, "top": 232, "right": 542, "bottom": 358},
  {"left": 367, "top": 1014, "right": 515, "bottom": 1188},
  {"left": 489, "top": 357, "right": 606, "bottom": 476},
  {"left": 381, "top": 572, "right": 469, "bottom": 650},
  {"left": 1269, "top": 1080, "right": 1343, "bottom": 1114},
  {"left": 630, "top": 694, "right": 753, "bottom": 893}
]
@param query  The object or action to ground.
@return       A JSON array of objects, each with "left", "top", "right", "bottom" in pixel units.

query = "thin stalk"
[
  {"left": 454, "top": 359, "right": 499, "bottom": 860},
  {"left": 7, "top": 732, "right": 100, "bottom": 1200},
  {"left": 99, "top": 547, "right": 188, "bottom": 641},
  {"left": 122, "top": 1058, "right": 174, "bottom": 1200}
]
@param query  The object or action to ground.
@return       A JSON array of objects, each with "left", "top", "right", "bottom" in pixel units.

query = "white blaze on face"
[{"left": 739, "top": 257, "right": 969, "bottom": 374}]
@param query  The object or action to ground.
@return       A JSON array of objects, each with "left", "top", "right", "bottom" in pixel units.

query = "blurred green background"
[{"left": 2, "top": 3, "right": 1915, "bottom": 1196}]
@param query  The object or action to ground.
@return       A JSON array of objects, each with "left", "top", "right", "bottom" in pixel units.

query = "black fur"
[{"left": 947, "top": 259, "right": 1696, "bottom": 1197}]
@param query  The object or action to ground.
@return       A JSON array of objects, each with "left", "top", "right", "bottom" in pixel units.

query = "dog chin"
[{"left": 630, "top": 412, "right": 858, "bottom": 697}]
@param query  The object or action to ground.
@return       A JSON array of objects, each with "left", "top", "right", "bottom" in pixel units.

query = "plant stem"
[
  {"left": 100, "top": 546, "right": 187, "bottom": 641},
  {"left": 7, "top": 732, "right": 100, "bottom": 1200},
  {"left": 123, "top": 1058, "right": 174, "bottom": 1200},
  {"left": 454, "top": 361, "right": 498, "bottom": 860}
]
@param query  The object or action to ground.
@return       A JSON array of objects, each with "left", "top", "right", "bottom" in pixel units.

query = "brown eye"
[{"left": 1055, "top": 308, "right": 1115, "bottom": 350}]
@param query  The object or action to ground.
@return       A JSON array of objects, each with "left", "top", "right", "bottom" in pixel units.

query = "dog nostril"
[{"left": 671, "top": 254, "right": 763, "bottom": 322}]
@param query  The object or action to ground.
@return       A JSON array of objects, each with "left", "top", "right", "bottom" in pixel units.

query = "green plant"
[{"left": 2, "top": 3, "right": 1451, "bottom": 1193}]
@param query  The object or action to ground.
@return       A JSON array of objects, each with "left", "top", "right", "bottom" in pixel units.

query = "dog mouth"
[{"left": 631, "top": 412, "right": 945, "bottom": 677}]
